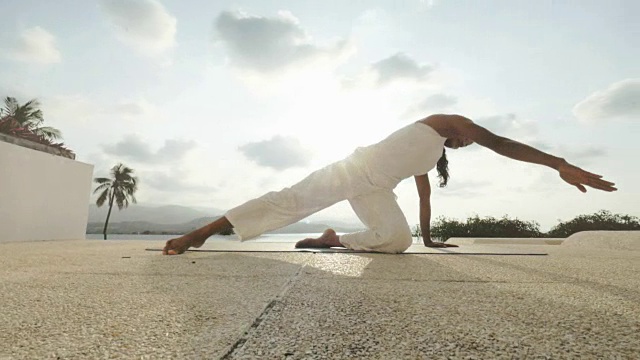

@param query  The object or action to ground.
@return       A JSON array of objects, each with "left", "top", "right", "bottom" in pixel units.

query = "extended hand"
[
  {"left": 558, "top": 163, "right": 617, "bottom": 193},
  {"left": 423, "top": 241, "right": 459, "bottom": 248}
]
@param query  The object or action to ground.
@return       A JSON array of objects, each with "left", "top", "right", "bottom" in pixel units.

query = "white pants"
[{"left": 225, "top": 154, "right": 413, "bottom": 253}]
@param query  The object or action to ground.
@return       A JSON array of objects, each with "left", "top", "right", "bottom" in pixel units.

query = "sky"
[{"left": 1, "top": 0, "right": 638, "bottom": 231}]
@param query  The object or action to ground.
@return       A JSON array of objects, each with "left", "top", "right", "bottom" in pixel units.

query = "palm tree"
[
  {"left": 93, "top": 163, "right": 139, "bottom": 240},
  {"left": 1, "top": 96, "right": 62, "bottom": 141}
]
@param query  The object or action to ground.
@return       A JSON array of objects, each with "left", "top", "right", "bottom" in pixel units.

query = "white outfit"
[{"left": 225, "top": 122, "right": 447, "bottom": 253}]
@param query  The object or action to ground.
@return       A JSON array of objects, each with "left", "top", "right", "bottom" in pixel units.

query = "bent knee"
[{"left": 375, "top": 227, "right": 413, "bottom": 253}]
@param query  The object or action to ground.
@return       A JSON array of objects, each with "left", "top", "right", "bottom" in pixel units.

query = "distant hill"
[
  {"left": 88, "top": 204, "right": 223, "bottom": 224},
  {"left": 87, "top": 216, "right": 226, "bottom": 235},
  {"left": 87, "top": 204, "right": 365, "bottom": 234},
  {"left": 87, "top": 217, "right": 364, "bottom": 235}
]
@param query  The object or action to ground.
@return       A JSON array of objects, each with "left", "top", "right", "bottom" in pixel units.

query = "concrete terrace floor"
[{"left": 0, "top": 232, "right": 638, "bottom": 359}]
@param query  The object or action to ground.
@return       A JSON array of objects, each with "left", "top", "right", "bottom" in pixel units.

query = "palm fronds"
[
  {"left": 93, "top": 164, "right": 139, "bottom": 239},
  {"left": 0, "top": 116, "right": 74, "bottom": 159}
]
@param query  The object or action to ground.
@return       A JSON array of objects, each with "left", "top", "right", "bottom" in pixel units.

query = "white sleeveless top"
[{"left": 352, "top": 122, "right": 447, "bottom": 189}]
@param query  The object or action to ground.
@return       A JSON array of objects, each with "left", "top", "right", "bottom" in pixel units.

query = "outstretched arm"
[{"left": 447, "top": 115, "right": 617, "bottom": 193}]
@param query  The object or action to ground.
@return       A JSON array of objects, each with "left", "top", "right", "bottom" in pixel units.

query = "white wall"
[{"left": 0, "top": 141, "right": 94, "bottom": 242}]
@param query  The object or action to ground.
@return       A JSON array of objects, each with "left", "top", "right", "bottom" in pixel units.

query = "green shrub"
[
  {"left": 547, "top": 210, "right": 640, "bottom": 238},
  {"left": 429, "top": 215, "right": 543, "bottom": 242},
  {"left": 412, "top": 225, "right": 422, "bottom": 238}
]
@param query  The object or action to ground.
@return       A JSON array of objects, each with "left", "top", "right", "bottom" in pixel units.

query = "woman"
[{"left": 163, "top": 114, "right": 617, "bottom": 255}]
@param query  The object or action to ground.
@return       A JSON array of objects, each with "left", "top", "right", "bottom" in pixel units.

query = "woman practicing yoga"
[{"left": 163, "top": 114, "right": 617, "bottom": 255}]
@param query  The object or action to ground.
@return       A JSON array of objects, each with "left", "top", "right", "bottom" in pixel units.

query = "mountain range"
[{"left": 87, "top": 204, "right": 364, "bottom": 234}]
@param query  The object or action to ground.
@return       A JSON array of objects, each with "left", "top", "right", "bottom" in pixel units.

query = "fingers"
[
  {"left": 573, "top": 166, "right": 614, "bottom": 185},
  {"left": 569, "top": 169, "right": 618, "bottom": 192},
  {"left": 591, "top": 182, "right": 617, "bottom": 191},
  {"left": 595, "top": 179, "right": 616, "bottom": 187},
  {"left": 582, "top": 170, "right": 603, "bottom": 178},
  {"left": 585, "top": 173, "right": 615, "bottom": 185},
  {"left": 575, "top": 180, "right": 617, "bottom": 192},
  {"left": 584, "top": 173, "right": 616, "bottom": 189},
  {"left": 572, "top": 165, "right": 602, "bottom": 179},
  {"left": 584, "top": 178, "right": 618, "bottom": 192}
]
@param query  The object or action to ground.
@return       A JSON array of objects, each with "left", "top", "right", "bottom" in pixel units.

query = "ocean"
[
  {"left": 85, "top": 233, "right": 327, "bottom": 242},
  {"left": 85, "top": 233, "right": 422, "bottom": 243}
]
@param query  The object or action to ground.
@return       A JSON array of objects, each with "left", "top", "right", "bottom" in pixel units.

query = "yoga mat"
[{"left": 146, "top": 243, "right": 547, "bottom": 255}]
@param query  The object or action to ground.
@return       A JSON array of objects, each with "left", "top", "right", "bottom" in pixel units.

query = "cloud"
[
  {"left": 44, "top": 95, "right": 95, "bottom": 126},
  {"left": 44, "top": 96, "right": 164, "bottom": 128},
  {"left": 214, "top": 10, "right": 351, "bottom": 73},
  {"left": 419, "top": 0, "right": 437, "bottom": 8},
  {"left": 418, "top": 94, "right": 458, "bottom": 109},
  {"left": 103, "top": 135, "right": 153, "bottom": 161},
  {"left": 434, "top": 180, "right": 492, "bottom": 198},
  {"left": 403, "top": 93, "right": 458, "bottom": 119},
  {"left": 563, "top": 147, "right": 607, "bottom": 162},
  {"left": 573, "top": 78, "right": 640, "bottom": 122},
  {"left": 343, "top": 52, "right": 435, "bottom": 89},
  {"left": 103, "top": 99, "right": 162, "bottom": 120},
  {"left": 143, "top": 171, "right": 216, "bottom": 193},
  {"left": 528, "top": 141, "right": 554, "bottom": 152},
  {"left": 477, "top": 113, "right": 517, "bottom": 132},
  {"left": 475, "top": 114, "right": 606, "bottom": 163},
  {"left": 554, "top": 146, "right": 607, "bottom": 164},
  {"left": 155, "top": 139, "right": 197, "bottom": 160},
  {"left": 3, "top": 27, "right": 61, "bottom": 64},
  {"left": 371, "top": 52, "right": 434, "bottom": 86},
  {"left": 476, "top": 113, "right": 538, "bottom": 138},
  {"left": 477, "top": 114, "right": 605, "bottom": 164},
  {"left": 102, "top": 135, "right": 196, "bottom": 164},
  {"left": 239, "top": 135, "right": 312, "bottom": 170},
  {"left": 100, "top": 0, "right": 177, "bottom": 55},
  {"left": 527, "top": 141, "right": 606, "bottom": 164},
  {"left": 111, "top": 102, "right": 145, "bottom": 116}
]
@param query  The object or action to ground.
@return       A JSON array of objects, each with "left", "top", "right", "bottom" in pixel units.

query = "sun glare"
[{"left": 269, "top": 74, "right": 414, "bottom": 165}]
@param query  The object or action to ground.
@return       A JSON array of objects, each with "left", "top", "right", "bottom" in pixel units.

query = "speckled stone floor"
[{"left": 1, "top": 231, "right": 638, "bottom": 359}]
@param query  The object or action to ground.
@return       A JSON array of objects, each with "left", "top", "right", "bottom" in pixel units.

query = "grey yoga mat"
[{"left": 145, "top": 243, "right": 547, "bottom": 255}]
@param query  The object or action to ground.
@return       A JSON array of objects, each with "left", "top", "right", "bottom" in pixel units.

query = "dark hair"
[{"left": 436, "top": 148, "right": 449, "bottom": 187}]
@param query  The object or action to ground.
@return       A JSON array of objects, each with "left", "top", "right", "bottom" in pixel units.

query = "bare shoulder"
[
  {"left": 419, "top": 114, "right": 502, "bottom": 148},
  {"left": 418, "top": 114, "right": 473, "bottom": 138}
]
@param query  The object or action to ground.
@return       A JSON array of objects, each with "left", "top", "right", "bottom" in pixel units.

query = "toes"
[
  {"left": 296, "top": 239, "right": 316, "bottom": 248},
  {"left": 162, "top": 240, "right": 173, "bottom": 255}
]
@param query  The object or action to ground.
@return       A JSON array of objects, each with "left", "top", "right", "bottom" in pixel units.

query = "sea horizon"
[
  {"left": 85, "top": 233, "right": 423, "bottom": 243},
  {"left": 86, "top": 233, "right": 323, "bottom": 242}
]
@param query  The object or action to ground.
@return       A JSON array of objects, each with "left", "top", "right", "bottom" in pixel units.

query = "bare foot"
[
  {"left": 162, "top": 234, "right": 207, "bottom": 255},
  {"left": 423, "top": 241, "right": 459, "bottom": 248},
  {"left": 295, "top": 228, "right": 343, "bottom": 249}
]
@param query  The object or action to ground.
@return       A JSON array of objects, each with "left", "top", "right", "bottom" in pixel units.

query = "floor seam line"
[{"left": 219, "top": 265, "right": 305, "bottom": 359}]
